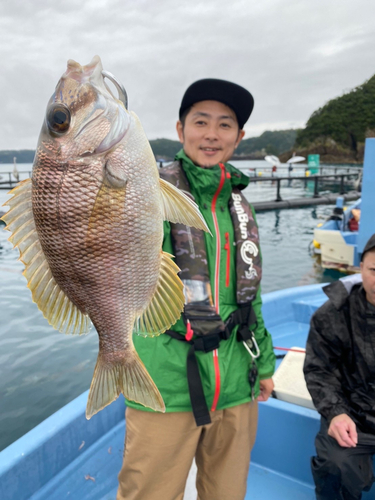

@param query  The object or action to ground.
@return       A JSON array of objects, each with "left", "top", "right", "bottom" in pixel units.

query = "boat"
[
  {"left": 312, "top": 196, "right": 360, "bottom": 260},
  {"left": 312, "top": 138, "right": 374, "bottom": 273},
  {"left": 264, "top": 155, "right": 281, "bottom": 166},
  {"left": 2, "top": 278, "right": 375, "bottom": 500},
  {"left": 286, "top": 154, "right": 306, "bottom": 165}
]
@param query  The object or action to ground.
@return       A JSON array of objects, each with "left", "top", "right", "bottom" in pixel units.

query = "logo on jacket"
[
  {"left": 232, "top": 193, "right": 249, "bottom": 240},
  {"left": 241, "top": 241, "right": 258, "bottom": 280}
]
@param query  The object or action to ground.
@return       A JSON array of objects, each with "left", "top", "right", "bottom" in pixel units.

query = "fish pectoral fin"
[
  {"left": 3, "top": 178, "right": 91, "bottom": 335},
  {"left": 133, "top": 251, "right": 184, "bottom": 337},
  {"left": 104, "top": 158, "right": 127, "bottom": 189},
  {"left": 159, "top": 178, "right": 211, "bottom": 233},
  {"left": 86, "top": 350, "right": 165, "bottom": 419}
]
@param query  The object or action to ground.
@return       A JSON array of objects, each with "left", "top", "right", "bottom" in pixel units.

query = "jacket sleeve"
[
  {"left": 252, "top": 286, "right": 276, "bottom": 380},
  {"left": 303, "top": 309, "right": 352, "bottom": 423}
]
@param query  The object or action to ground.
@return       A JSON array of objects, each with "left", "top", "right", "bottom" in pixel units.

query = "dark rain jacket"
[
  {"left": 304, "top": 275, "right": 375, "bottom": 433},
  {"left": 126, "top": 150, "right": 275, "bottom": 413}
]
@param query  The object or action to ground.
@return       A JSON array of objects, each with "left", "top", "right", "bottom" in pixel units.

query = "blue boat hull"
[{"left": 1, "top": 283, "right": 375, "bottom": 499}]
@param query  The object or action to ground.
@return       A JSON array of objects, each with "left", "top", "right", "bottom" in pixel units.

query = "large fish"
[{"left": 2, "top": 56, "right": 209, "bottom": 419}]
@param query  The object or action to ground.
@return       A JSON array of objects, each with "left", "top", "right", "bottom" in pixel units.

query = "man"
[
  {"left": 304, "top": 234, "right": 375, "bottom": 500},
  {"left": 117, "top": 79, "right": 275, "bottom": 500}
]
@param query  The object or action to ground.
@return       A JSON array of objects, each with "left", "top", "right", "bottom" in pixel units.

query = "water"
[{"left": 0, "top": 161, "right": 352, "bottom": 451}]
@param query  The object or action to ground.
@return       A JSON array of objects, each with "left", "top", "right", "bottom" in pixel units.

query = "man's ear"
[
  {"left": 176, "top": 121, "right": 184, "bottom": 144},
  {"left": 235, "top": 129, "right": 245, "bottom": 148}
]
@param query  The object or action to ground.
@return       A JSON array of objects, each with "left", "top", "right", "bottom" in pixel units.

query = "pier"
[
  {"left": 0, "top": 170, "right": 31, "bottom": 189},
  {"left": 0, "top": 166, "right": 362, "bottom": 214},
  {"left": 248, "top": 171, "right": 361, "bottom": 211}
]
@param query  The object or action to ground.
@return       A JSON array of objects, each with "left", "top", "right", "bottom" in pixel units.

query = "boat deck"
[
  {"left": 2, "top": 282, "right": 375, "bottom": 500},
  {"left": 28, "top": 408, "right": 317, "bottom": 500}
]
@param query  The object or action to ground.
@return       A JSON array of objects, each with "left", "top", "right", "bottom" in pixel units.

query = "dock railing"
[
  {"left": 0, "top": 171, "right": 32, "bottom": 190},
  {"left": 248, "top": 172, "right": 360, "bottom": 202},
  {"left": 245, "top": 165, "right": 361, "bottom": 177},
  {"left": 0, "top": 167, "right": 362, "bottom": 212}
]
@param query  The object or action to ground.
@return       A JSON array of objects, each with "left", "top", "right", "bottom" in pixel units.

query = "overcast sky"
[{"left": 1, "top": 0, "right": 374, "bottom": 150}]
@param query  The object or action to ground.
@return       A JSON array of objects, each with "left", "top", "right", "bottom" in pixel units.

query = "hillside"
[
  {"left": 148, "top": 138, "right": 181, "bottom": 160},
  {"left": 150, "top": 129, "right": 297, "bottom": 161},
  {"left": 0, "top": 150, "right": 35, "bottom": 163},
  {"left": 235, "top": 129, "right": 297, "bottom": 157},
  {"left": 283, "top": 74, "right": 375, "bottom": 163},
  {"left": 0, "top": 129, "right": 297, "bottom": 164}
]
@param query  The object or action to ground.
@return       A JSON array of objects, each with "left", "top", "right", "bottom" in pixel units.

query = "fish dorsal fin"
[
  {"left": 133, "top": 251, "right": 184, "bottom": 337},
  {"left": 2, "top": 179, "right": 91, "bottom": 335},
  {"left": 159, "top": 178, "right": 211, "bottom": 233}
]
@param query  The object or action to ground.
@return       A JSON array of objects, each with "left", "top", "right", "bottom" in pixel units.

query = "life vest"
[{"left": 160, "top": 160, "right": 262, "bottom": 425}]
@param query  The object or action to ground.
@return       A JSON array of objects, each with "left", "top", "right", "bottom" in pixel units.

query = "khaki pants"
[{"left": 117, "top": 402, "right": 258, "bottom": 500}]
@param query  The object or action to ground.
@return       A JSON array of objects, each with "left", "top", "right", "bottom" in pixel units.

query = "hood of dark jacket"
[{"left": 323, "top": 274, "right": 362, "bottom": 310}]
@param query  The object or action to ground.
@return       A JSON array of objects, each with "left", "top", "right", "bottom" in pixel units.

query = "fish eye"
[{"left": 46, "top": 104, "right": 71, "bottom": 135}]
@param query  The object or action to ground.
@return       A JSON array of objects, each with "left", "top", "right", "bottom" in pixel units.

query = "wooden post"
[
  {"left": 276, "top": 178, "right": 282, "bottom": 201},
  {"left": 313, "top": 176, "right": 320, "bottom": 198},
  {"left": 340, "top": 175, "right": 345, "bottom": 195}
]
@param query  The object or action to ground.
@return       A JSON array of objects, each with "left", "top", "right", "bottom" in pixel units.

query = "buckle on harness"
[
  {"left": 193, "top": 333, "right": 221, "bottom": 353},
  {"left": 243, "top": 333, "right": 260, "bottom": 359}
]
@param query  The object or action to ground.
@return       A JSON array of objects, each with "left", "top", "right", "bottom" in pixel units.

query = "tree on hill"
[
  {"left": 295, "top": 75, "right": 375, "bottom": 157},
  {"left": 149, "top": 139, "right": 181, "bottom": 159},
  {"left": 236, "top": 129, "right": 298, "bottom": 156},
  {"left": 0, "top": 150, "right": 35, "bottom": 164}
]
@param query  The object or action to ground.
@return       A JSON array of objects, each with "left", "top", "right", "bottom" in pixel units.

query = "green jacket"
[{"left": 126, "top": 150, "right": 275, "bottom": 412}]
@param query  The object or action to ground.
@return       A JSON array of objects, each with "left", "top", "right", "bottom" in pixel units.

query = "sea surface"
[{"left": 0, "top": 160, "right": 359, "bottom": 451}]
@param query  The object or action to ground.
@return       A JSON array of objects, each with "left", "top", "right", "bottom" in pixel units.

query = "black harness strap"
[
  {"left": 226, "top": 303, "right": 257, "bottom": 343},
  {"left": 165, "top": 329, "right": 224, "bottom": 426},
  {"left": 165, "top": 303, "right": 256, "bottom": 426}
]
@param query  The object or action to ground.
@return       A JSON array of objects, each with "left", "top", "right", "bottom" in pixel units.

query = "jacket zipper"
[
  {"left": 224, "top": 232, "right": 230, "bottom": 287},
  {"left": 210, "top": 162, "right": 226, "bottom": 412}
]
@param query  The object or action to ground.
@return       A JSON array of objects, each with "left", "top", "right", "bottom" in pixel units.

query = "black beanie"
[
  {"left": 361, "top": 234, "right": 375, "bottom": 261},
  {"left": 179, "top": 78, "right": 254, "bottom": 129}
]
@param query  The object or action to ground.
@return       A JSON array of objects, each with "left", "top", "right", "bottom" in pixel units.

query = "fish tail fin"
[{"left": 86, "top": 349, "right": 165, "bottom": 419}]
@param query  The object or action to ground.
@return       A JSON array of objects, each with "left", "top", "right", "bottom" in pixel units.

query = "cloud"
[{"left": 1, "top": 0, "right": 375, "bottom": 149}]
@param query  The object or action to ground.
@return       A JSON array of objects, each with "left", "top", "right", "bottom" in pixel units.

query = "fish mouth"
[
  {"left": 64, "top": 57, "right": 128, "bottom": 109},
  {"left": 64, "top": 55, "right": 103, "bottom": 86},
  {"left": 73, "top": 93, "right": 131, "bottom": 156},
  {"left": 62, "top": 56, "right": 131, "bottom": 156}
]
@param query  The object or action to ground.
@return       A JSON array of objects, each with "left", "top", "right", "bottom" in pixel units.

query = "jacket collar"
[
  {"left": 323, "top": 274, "right": 362, "bottom": 310},
  {"left": 175, "top": 149, "right": 249, "bottom": 191}
]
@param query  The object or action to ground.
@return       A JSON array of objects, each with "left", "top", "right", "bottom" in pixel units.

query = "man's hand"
[
  {"left": 328, "top": 414, "right": 358, "bottom": 448},
  {"left": 257, "top": 378, "right": 274, "bottom": 402}
]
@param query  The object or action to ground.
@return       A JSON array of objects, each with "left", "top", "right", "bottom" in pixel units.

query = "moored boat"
[{"left": 312, "top": 138, "right": 374, "bottom": 273}]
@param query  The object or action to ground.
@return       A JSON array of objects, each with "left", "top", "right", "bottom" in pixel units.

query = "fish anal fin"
[
  {"left": 86, "top": 349, "right": 165, "bottom": 419},
  {"left": 134, "top": 251, "right": 184, "bottom": 338},
  {"left": 159, "top": 178, "right": 211, "bottom": 234},
  {"left": 2, "top": 178, "right": 91, "bottom": 335}
]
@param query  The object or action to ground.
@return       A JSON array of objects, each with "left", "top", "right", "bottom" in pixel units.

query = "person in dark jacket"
[{"left": 304, "top": 233, "right": 375, "bottom": 500}]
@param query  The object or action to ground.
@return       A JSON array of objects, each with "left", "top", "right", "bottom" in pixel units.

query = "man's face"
[
  {"left": 360, "top": 250, "right": 375, "bottom": 306},
  {"left": 176, "top": 100, "right": 245, "bottom": 168}
]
